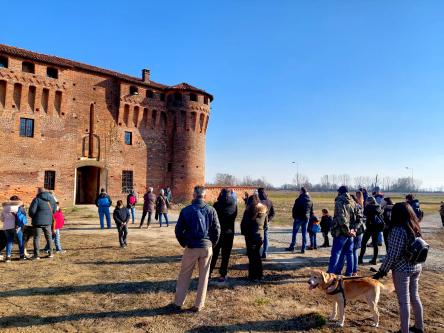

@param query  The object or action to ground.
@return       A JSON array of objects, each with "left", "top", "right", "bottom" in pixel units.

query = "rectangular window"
[
  {"left": 204, "top": 96, "right": 209, "bottom": 105},
  {"left": 124, "top": 131, "right": 132, "bottom": 145},
  {"left": 167, "top": 162, "right": 172, "bottom": 172},
  {"left": 122, "top": 170, "right": 133, "bottom": 193},
  {"left": 190, "top": 93, "right": 197, "bottom": 102},
  {"left": 146, "top": 90, "right": 154, "bottom": 98},
  {"left": 19, "top": 118, "right": 34, "bottom": 137},
  {"left": 160, "top": 93, "right": 165, "bottom": 101},
  {"left": 44, "top": 171, "right": 56, "bottom": 190}
]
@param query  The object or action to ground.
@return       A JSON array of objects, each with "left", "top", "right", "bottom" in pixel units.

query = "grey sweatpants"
[{"left": 392, "top": 270, "right": 424, "bottom": 333}]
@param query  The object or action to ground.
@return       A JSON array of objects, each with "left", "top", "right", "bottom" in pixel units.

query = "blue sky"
[{"left": 3, "top": 1, "right": 444, "bottom": 189}]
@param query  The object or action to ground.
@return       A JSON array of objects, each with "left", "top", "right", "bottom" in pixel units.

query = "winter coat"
[
  {"left": 95, "top": 193, "right": 112, "bottom": 208},
  {"left": 440, "top": 203, "right": 444, "bottom": 216},
  {"left": 213, "top": 196, "right": 237, "bottom": 235},
  {"left": 143, "top": 192, "right": 156, "bottom": 212},
  {"left": 331, "top": 193, "right": 356, "bottom": 238},
  {"left": 126, "top": 193, "right": 137, "bottom": 208},
  {"left": 350, "top": 203, "right": 365, "bottom": 236},
  {"left": 383, "top": 204, "right": 393, "bottom": 228},
  {"left": 29, "top": 192, "right": 57, "bottom": 226},
  {"left": 364, "top": 203, "right": 384, "bottom": 228},
  {"left": 156, "top": 195, "right": 169, "bottom": 214},
  {"left": 53, "top": 210, "right": 65, "bottom": 230},
  {"left": 258, "top": 191, "right": 275, "bottom": 224},
  {"left": 113, "top": 207, "right": 130, "bottom": 226},
  {"left": 292, "top": 193, "right": 313, "bottom": 220},
  {"left": 1, "top": 200, "right": 22, "bottom": 230},
  {"left": 175, "top": 199, "right": 220, "bottom": 248},
  {"left": 240, "top": 203, "right": 268, "bottom": 242},
  {"left": 320, "top": 215, "right": 333, "bottom": 233}
]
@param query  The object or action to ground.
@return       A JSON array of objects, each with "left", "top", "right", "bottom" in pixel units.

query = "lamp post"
[{"left": 405, "top": 167, "right": 414, "bottom": 192}]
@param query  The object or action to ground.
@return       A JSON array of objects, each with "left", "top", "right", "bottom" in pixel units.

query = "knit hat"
[{"left": 337, "top": 186, "right": 348, "bottom": 194}]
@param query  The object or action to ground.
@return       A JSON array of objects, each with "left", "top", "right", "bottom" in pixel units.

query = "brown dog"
[{"left": 308, "top": 270, "right": 383, "bottom": 327}]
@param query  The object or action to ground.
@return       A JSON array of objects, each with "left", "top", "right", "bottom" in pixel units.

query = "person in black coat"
[
  {"left": 258, "top": 188, "right": 275, "bottom": 259},
  {"left": 210, "top": 188, "right": 238, "bottom": 282},
  {"left": 320, "top": 208, "right": 333, "bottom": 247},
  {"left": 286, "top": 187, "right": 313, "bottom": 253},
  {"left": 358, "top": 196, "right": 384, "bottom": 265},
  {"left": 113, "top": 200, "right": 130, "bottom": 248}
]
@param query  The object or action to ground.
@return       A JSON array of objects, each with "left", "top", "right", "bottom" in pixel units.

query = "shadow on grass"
[
  {"left": 0, "top": 305, "right": 181, "bottom": 328},
  {"left": 186, "top": 312, "right": 326, "bottom": 332},
  {"left": 75, "top": 255, "right": 182, "bottom": 265}
]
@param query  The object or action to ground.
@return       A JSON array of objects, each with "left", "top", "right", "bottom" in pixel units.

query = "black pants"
[
  {"left": 245, "top": 236, "right": 263, "bottom": 280},
  {"left": 139, "top": 211, "right": 153, "bottom": 227},
  {"left": 210, "top": 232, "right": 234, "bottom": 277},
  {"left": 33, "top": 225, "right": 53, "bottom": 257},
  {"left": 321, "top": 231, "right": 330, "bottom": 246},
  {"left": 441, "top": 215, "right": 444, "bottom": 227},
  {"left": 117, "top": 224, "right": 128, "bottom": 246},
  {"left": 359, "top": 226, "right": 379, "bottom": 262}
]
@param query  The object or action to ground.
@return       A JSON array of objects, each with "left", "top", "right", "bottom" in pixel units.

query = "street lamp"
[{"left": 405, "top": 167, "right": 414, "bottom": 192}]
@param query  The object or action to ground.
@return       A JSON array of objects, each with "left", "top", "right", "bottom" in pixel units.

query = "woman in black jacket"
[
  {"left": 359, "top": 196, "right": 384, "bottom": 265},
  {"left": 210, "top": 188, "right": 238, "bottom": 282},
  {"left": 240, "top": 194, "right": 268, "bottom": 281},
  {"left": 113, "top": 200, "right": 130, "bottom": 248}
]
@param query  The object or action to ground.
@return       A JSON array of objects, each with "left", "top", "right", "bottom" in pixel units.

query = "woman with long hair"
[
  {"left": 240, "top": 194, "right": 267, "bottom": 280},
  {"left": 373, "top": 203, "right": 424, "bottom": 333}
]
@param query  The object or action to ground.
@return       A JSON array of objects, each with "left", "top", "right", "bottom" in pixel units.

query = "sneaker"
[
  {"left": 166, "top": 304, "right": 182, "bottom": 313},
  {"left": 301, "top": 249, "right": 305, "bottom": 254},
  {"left": 307, "top": 247, "right": 314, "bottom": 250},
  {"left": 56, "top": 250, "right": 66, "bottom": 254},
  {"left": 218, "top": 276, "right": 227, "bottom": 283},
  {"left": 5, "top": 256, "right": 11, "bottom": 263},
  {"left": 409, "top": 326, "right": 424, "bottom": 333},
  {"left": 191, "top": 306, "right": 203, "bottom": 313},
  {"left": 19, "top": 255, "right": 27, "bottom": 261},
  {"left": 48, "top": 254, "right": 54, "bottom": 259},
  {"left": 261, "top": 253, "right": 267, "bottom": 259},
  {"left": 285, "top": 247, "right": 295, "bottom": 252},
  {"left": 32, "top": 256, "right": 40, "bottom": 261}
]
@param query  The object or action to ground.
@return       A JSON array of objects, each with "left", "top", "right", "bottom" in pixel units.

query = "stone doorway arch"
[{"left": 74, "top": 161, "right": 107, "bottom": 204}]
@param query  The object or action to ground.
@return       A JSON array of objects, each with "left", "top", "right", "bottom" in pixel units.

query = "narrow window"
[
  {"left": 47, "top": 67, "right": 58, "bottom": 79},
  {"left": 13, "top": 83, "right": 22, "bottom": 110},
  {"left": 151, "top": 109, "right": 157, "bottom": 128},
  {"left": 190, "top": 93, "right": 197, "bottom": 102},
  {"left": 22, "top": 61, "right": 35, "bottom": 74},
  {"left": 124, "top": 131, "right": 132, "bottom": 145},
  {"left": 129, "top": 86, "right": 138, "bottom": 95},
  {"left": 204, "top": 96, "right": 209, "bottom": 105},
  {"left": 191, "top": 112, "right": 196, "bottom": 131},
  {"left": 54, "top": 91, "right": 62, "bottom": 115},
  {"left": 199, "top": 113, "right": 205, "bottom": 133},
  {"left": 133, "top": 106, "right": 139, "bottom": 127},
  {"left": 146, "top": 90, "right": 153, "bottom": 98},
  {"left": 44, "top": 170, "right": 56, "bottom": 190},
  {"left": 41, "top": 88, "right": 49, "bottom": 113},
  {"left": 123, "top": 104, "right": 129, "bottom": 126},
  {"left": 160, "top": 112, "right": 167, "bottom": 130},
  {"left": 0, "top": 56, "right": 8, "bottom": 68},
  {"left": 19, "top": 118, "right": 34, "bottom": 137},
  {"left": 167, "top": 162, "right": 172, "bottom": 172},
  {"left": 142, "top": 108, "right": 149, "bottom": 127},
  {"left": 0, "top": 80, "right": 6, "bottom": 109},
  {"left": 160, "top": 93, "right": 165, "bottom": 101},
  {"left": 122, "top": 170, "right": 134, "bottom": 193},
  {"left": 28, "top": 86, "right": 36, "bottom": 111},
  {"left": 174, "top": 92, "right": 182, "bottom": 101},
  {"left": 181, "top": 111, "right": 186, "bottom": 130}
]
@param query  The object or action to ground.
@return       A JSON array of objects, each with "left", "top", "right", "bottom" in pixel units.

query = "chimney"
[{"left": 142, "top": 69, "right": 150, "bottom": 83}]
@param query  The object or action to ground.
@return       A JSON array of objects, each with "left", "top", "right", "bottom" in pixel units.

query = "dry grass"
[{"left": 0, "top": 204, "right": 443, "bottom": 332}]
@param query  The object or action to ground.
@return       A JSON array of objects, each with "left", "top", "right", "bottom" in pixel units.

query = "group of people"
[
  {"left": 0, "top": 187, "right": 65, "bottom": 261},
  {"left": 171, "top": 185, "right": 426, "bottom": 333}
]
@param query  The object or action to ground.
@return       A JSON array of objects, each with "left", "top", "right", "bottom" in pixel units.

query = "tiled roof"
[{"left": 0, "top": 43, "right": 214, "bottom": 100}]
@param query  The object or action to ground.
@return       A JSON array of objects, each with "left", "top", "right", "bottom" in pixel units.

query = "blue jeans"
[
  {"left": 98, "top": 207, "right": 111, "bottom": 229},
  {"left": 328, "top": 235, "right": 354, "bottom": 276},
  {"left": 289, "top": 218, "right": 308, "bottom": 251},
  {"left": 159, "top": 213, "right": 169, "bottom": 227},
  {"left": 130, "top": 207, "right": 136, "bottom": 224},
  {"left": 5, "top": 229, "right": 24, "bottom": 257},
  {"left": 262, "top": 226, "right": 269, "bottom": 256},
  {"left": 309, "top": 231, "right": 317, "bottom": 248},
  {"left": 44, "top": 229, "right": 63, "bottom": 252},
  {"left": 336, "top": 234, "right": 363, "bottom": 274}
]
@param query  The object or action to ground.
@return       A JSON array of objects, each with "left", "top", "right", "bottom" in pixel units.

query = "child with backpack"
[
  {"left": 320, "top": 208, "right": 333, "bottom": 247},
  {"left": 1, "top": 195, "right": 26, "bottom": 261},
  {"left": 307, "top": 212, "right": 320, "bottom": 250}
]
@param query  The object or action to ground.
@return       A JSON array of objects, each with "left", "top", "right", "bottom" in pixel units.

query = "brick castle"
[{"left": 0, "top": 44, "right": 212, "bottom": 205}]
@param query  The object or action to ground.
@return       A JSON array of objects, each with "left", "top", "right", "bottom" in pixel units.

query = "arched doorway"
[{"left": 75, "top": 166, "right": 105, "bottom": 204}]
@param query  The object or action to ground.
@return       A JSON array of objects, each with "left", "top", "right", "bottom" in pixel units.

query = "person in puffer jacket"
[
  {"left": 1, "top": 196, "right": 25, "bottom": 261},
  {"left": 95, "top": 188, "right": 112, "bottom": 229},
  {"left": 173, "top": 186, "right": 220, "bottom": 312},
  {"left": 113, "top": 200, "right": 130, "bottom": 248}
]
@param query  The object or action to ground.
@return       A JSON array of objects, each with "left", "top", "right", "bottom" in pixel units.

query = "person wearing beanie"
[{"left": 327, "top": 186, "right": 356, "bottom": 276}]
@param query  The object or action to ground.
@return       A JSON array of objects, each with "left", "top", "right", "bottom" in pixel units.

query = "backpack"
[
  {"left": 371, "top": 214, "right": 385, "bottom": 232},
  {"left": 98, "top": 196, "right": 110, "bottom": 207},
  {"left": 129, "top": 195, "right": 136, "bottom": 206},
  {"left": 311, "top": 222, "right": 321, "bottom": 233},
  {"left": 189, "top": 206, "right": 208, "bottom": 241},
  {"left": 15, "top": 206, "right": 28, "bottom": 228},
  {"left": 405, "top": 234, "right": 429, "bottom": 264}
]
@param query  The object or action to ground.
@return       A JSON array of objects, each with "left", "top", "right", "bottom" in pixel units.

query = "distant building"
[{"left": 0, "top": 44, "right": 212, "bottom": 204}]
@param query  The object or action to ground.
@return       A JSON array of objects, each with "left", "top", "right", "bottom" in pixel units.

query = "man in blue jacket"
[
  {"left": 95, "top": 188, "right": 112, "bottom": 229},
  {"left": 174, "top": 186, "right": 220, "bottom": 312}
]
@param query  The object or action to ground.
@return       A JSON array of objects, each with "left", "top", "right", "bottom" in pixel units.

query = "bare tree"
[{"left": 214, "top": 173, "right": 238, "bottom": 186}]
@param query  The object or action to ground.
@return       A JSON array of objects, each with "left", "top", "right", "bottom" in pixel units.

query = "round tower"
[{"left": 166, "top": 83, "right": 212, "bottom": 202}]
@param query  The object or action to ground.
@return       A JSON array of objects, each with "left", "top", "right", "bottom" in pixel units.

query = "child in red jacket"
[{"left": 45, "top": 202, "right": 66, "bottom": 254}]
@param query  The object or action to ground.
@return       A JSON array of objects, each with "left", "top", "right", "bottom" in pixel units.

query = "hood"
[
  {"left": 299, "top": 193, "right": 310, "bottom": 201},
  {"left": 38, "top": 191, "right": 54, "bottom": 201},
  {"left": 2, "top": 200, "right": 23, "bottom": 207},
  {"left": 335, "top": 193, "right": 352, "bottom": 205},
  {"left": 192, "top": 198, "right": 207, "bottom": 208}
]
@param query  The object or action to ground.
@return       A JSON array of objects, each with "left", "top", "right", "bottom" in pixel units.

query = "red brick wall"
[
  {"left": 204, "top": 186, "right": 258, "bottom": 203},
  {"left": 0, "top": 50, "right": 211, "bottom": 206}
]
